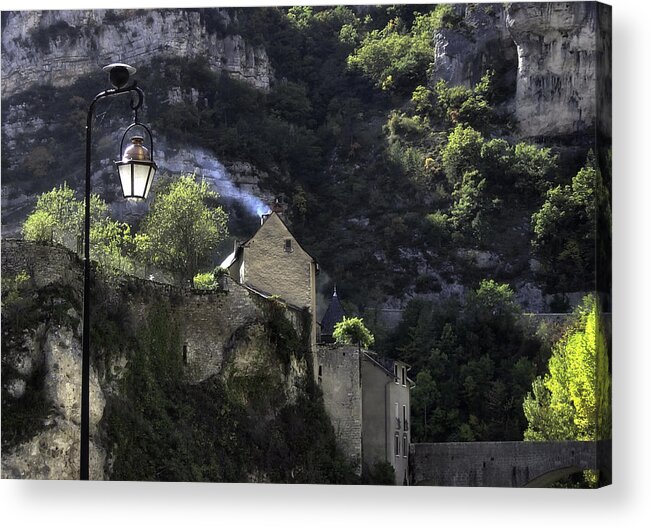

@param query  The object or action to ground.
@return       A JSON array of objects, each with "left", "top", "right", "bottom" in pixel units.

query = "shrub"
[
  {"left": 192, "top": 272, "right": 216, "bottom": 290},
  {"left": 442, "top": 125, "right": 484, "bottom": 183},
  {"left": 434, "top": 71, "right": 493, "bottom": 128}
]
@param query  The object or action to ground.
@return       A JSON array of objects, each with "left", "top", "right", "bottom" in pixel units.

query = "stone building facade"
[
  {"left": 220, "top": 214, "right": 414, "bottom": 485},
  {"left": 314, "top": 344, "right": 412, "bottom": 485},
  {"left": 221, "top": 211, "right": 318, "bottom": 351}
]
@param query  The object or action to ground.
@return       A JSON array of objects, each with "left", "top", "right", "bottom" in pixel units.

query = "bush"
[
  {"left": 442, "top": 125, "right": 484, "bottom": 183},
  {"left": 434, "top": 71, "right": 493, "bottom": 128},
  {"left": 192, "top": 272, "right": 216, "bottom": 290},
  {"left": 362, "top": 460, "right": 395, "bottom": 485}
]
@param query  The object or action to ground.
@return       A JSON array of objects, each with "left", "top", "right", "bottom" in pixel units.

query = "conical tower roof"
[{"left": 320, "top": 286, "right": 345, "bottom": 339}]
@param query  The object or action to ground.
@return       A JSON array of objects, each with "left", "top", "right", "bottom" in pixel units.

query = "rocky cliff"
[
  {"left": 1, "top": 9, "right": 271, "bottom": 96},
  {"left": 430, "top": 2, "right": 610, "bottom": 139},
  {"left": 1, "top": 239, "right": 336, "bottom": 481}
]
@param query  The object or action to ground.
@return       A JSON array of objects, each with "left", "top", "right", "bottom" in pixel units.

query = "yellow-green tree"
[
  {"left": 136, "top": 175, "right": 228, "bottom": 283},
  {"left": 333, "top": 316, "right": 374, "bottom": 351},
  {"left": 523, "top": 294, "right": 611, "bottom": 483},
  {"left": 22, "top": 182, "right": 133, "bottom": 273}
]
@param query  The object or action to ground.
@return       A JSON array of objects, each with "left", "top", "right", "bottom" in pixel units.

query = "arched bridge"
[{"left": 410, "top": 441, "right": 611, "bottom": 487}]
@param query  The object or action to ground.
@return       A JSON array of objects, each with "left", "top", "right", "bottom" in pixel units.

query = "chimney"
[
  {"left": 272, "top": 198, "right": 284, "bottom": 215},
  {"left": 261, "top": 198, "right": 285, "bottom": 224}
]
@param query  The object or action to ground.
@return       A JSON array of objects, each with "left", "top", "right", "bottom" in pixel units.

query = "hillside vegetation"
[{"left": 2, "top": 5, "right": 611, "bottom": 454}]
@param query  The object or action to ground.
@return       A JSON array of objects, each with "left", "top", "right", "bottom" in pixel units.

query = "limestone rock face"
[
  {"left": 1, "top": 324, "right": 106, "bottom": 480},
  {"left": 429, "top": 2, "right": 609, "bottom": 139},
  {"left": 507, "top": 2, "right": 601, "bottom": 138},
  {"left": 430, "top": 4, "right": 516, "bottom": 91},
  {"left": 1, "top": 9, "right": 272, "bottom": 96}
]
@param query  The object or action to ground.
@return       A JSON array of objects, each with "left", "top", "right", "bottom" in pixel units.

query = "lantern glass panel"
[
  {"left": 131, "top": 162, "right": 152, "bottom": 198},
  {"left": 117, "top": 162, "right": 133, "bottom": 197},
  {"left": 117, "top": 161, "right": 157, "bottom": 199}
]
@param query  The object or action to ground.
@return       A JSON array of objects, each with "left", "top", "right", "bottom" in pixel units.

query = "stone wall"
[
  {"left": 1, "top": 239, "right": 83, "bottom": 291},
  {"left": 410, "top": 440, "right": 610, "bottom": 487},
  {"left": 2, "top": 239, "right": 267, "bottom": 384},
  {"left": 314, "top": 344, "right": 362, "bottom": 472},
  {"left": 239, "top": 213, "right": 318, "bottom": 349},
  {"left": 1, "top": 239, "right": 314, "bottom": 479}
]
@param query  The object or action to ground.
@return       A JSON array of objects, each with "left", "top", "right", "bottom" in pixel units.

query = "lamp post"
[{"left": 81, "top": 64, "right": 157, "bottom": 480}]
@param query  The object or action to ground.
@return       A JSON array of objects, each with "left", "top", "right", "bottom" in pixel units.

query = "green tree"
[
  {"left": 523, "top": 295, "right": 611, "bottom": 485},
  {"left": 441, "top": 124, "right": 484, "bottom": 183},
  {"left": 434, "top": 71, "right": 493, "bottom": 128},
  {"left": 333, "top": 316, "right": 375, "bottom": 351},
  {"left": 449, "top": 169, "right": 491, "bottom": 241},
  {"left": 22, "top": 183, "right": 132, "bottom": 273},
  {"left": 136, "top": 175, "right": 228, "bottom": 283},
  {"left": 347, "top": 8, "right": 451, "bottom": 92},
  {"left": 511, "top": 142, "right": 558, "bottom": 194},
  {"left": 531, "top": 155, "right": 598, "bottom": 291},
  {"left": 22, "top": 182, "right": 79, "bottom": 244}
]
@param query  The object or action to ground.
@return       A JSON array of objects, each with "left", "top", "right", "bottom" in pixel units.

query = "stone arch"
[{"left": 523, "top": 465, "right": 584, "bottom": 488}]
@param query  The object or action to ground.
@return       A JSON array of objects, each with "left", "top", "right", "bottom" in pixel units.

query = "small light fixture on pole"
[
  {"left": 116, "top": 133, "right": 157, "bottom": 200},
  {"left": 81, "top": 63, "right": 156, "bottom": 480}
]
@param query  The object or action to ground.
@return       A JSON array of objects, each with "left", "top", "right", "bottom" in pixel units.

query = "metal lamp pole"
[{"left": 81, "top": 64, "right": 150, "bottom": 480}]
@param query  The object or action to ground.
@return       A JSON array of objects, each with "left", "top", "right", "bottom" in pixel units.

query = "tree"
[
  {"left": 25, "top": 145, "right": 55, "bottom": 178},
  {"left": 433, "top": 71, "right": 493, "bottom": 128},
  {"left": 523, "top": 294, "right": 611, "bottom": 485},
  {"left": 441, "top": 124, "right": 484, "bottom": 183},
  {"left": 332, "top": 316, "right": 374, "bottom": 351},
  {"left": 22, "top": 182, "right": 79, "bottom": 244},
  {"left": 22, "top": 183, "right": 132, "bottom": 273},
  {"left": 136, "top": 175, "right": 228, "bottom": 283},
  {"left": 531, "top": 155, "right": 598, "bottom": 291},
  {"left": 347, "top": 9, "right": 447, "bottom": 92},
  {"left": 448, "top": 169, "right": 490, "bottom": 241}
]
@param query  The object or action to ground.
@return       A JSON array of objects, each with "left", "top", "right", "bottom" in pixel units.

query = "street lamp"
[{"left": 81, "top": 63, "right": 157, "bottom": 480}]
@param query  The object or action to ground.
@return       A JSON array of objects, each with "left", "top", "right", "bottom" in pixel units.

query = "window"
[
  {"left": 394, "top": 364, "right": 399, "bottom": 384},
  {"left": 318, "top": 365, "right": 323, "bottom": 384},
  {"left": 402, "top": 434, "right": 408, "bottom": 458},
  {"left": 403, "top": 405, "right": 408, "bottom": 431},
  {"left": 284, "top": 239, "right": 292, "bottom": 252},
  {"left": 395, "top": 402, "right": 400, "bottom": 429},
  {"left": 394, "top": 432, "right": 400, "bottom": 457},
  {"left": 401, "top": 366, "right": 406, "bottom": 386},
  {"left": 182, "top": 344, "right": 188, "bottom": 365}
]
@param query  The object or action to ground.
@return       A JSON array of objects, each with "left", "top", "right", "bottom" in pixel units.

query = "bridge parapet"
[{"left": 410, "top": 441, "right": 611, "bottom": 487}]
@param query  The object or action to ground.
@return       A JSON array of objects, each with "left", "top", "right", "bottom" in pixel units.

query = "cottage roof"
[
  {"left": 219, "top": 247, "right": 240, "bottom": 269},
  {"left": 363, "top": 351, "right": 414, "bottom": 386},
  {"left": 219, "top": 211, "right": 317, "bottom": 270},
  {"left": 320, "top": 287, "right": 345, "bottom": 337}
]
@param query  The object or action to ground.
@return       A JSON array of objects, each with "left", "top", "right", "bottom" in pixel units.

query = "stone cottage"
[{"left": 220, "top": 206, "right": 319, "bottom": 351}]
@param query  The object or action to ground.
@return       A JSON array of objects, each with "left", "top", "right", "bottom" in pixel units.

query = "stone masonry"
[
  {"left": 314, "top": 344, "right": 363, "bottom": 472},
  {"left": 410, "top": 440, "right": 611, "bottom": 487},
  {"left": 2, "top": 239, "right": 268, "bottom": 384}
]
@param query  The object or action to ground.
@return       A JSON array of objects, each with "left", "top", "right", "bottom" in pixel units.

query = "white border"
[{"left": 2, "top": 1, "right": 650, "bottom": 526}]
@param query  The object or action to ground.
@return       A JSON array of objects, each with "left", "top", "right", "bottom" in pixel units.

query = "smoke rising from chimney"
[{"left": 160, "top": 146, "right": 271, "bottom": 217}]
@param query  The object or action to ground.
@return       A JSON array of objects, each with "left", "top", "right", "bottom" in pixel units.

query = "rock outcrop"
[
  {"left": 429, "top": 2, "right": 611, "bottom": 139},
  {"left": 1, "top": 239, "right": 313, "bottom": 480},
  {"left": 1, "top": 316, "right": 106, "bottom": 480},
  {"left": 1, "top": 9, "right": 272, "bottom": 96}
]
